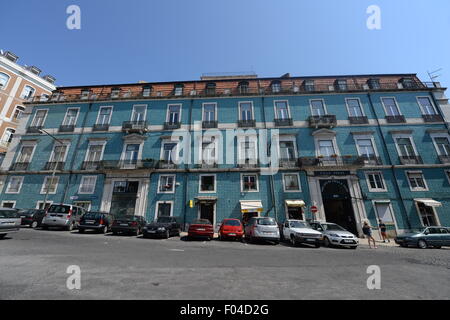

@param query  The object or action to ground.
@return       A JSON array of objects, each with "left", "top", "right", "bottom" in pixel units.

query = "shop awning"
[
  {"left": 195, "top": 196, "right": 217, "bottom": 203},
  {"left": 285, "top": 200, "right": 306, "bottom": 207},
  {"left": 414, "top": 199, "right": 442, "bottom": 208},
  {"left": 240, "top": 200, "right": 263, "bottom": 213}
]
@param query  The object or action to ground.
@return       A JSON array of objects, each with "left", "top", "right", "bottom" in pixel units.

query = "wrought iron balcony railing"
[
  {"left": 360, "top": 155, "right": 383, "bottom": 166},
  {"left": 58, "top": 125, "right": 75, "bottom": 133},
  {"left": 163, "top": 121, "right": 181, "bottom": 130},
  {"left": 438, "top": 155, "right": 450, "bottom": 164},
  {"left": 348, "top": 116, "right": 369, "bottom": 124},
  {"left": 43, "top": 162, "right": 65, "bottom": 171},
  {"left": 122, "top": 121, "right": 148, "bottom": 133},
  {"left": 237, "top": 119, "right": 256, "bottom": 128},
  {"left": 299, "top": 156, "right": 365, "bottom": 168},
  {"left": 422, "top": 114, "right": 444, "bottom": 123},
  {"left": 157, "top": 160, "right": 179, "bottom": 169},
  {"left": 100, "top": 159, "right": 157, "bottom": 170},
  {"left": 385, "top": 115, "right": 406, "bottom": 123},
  {"left": 274, "top": 118, "right": 293, "bottom": 127},
  {"left": 278, "top": 159, "right": 299, "bottom": 168},
  {"left": 308, "top": 115, "right": 337, "bottom": 128},
  {"left": 81, "top": 161, "right": 102, "bottom": 170},
  {"left": 399, "top": 155, "right": 423, "bottom": 165},
  {"left": 93, "top": 123, "right": 110, "bottom": 131},
  {"left": 237, "top": 159, "right": 260, "bottom": 168},
  {"left": 10, "top": 162, "right": 30, "bottom": 171},
  {"left": 195, "top": 161, "right": 219, "bottom": 169},
  {"left": 202, "top": 121, "right": 218, "bottom": 129},
  {"left": 26, "top": 126, "right": 43, "bottom": 134}
]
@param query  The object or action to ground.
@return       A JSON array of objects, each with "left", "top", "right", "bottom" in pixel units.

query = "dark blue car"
[{"left": 395, "top": 226, "right": 450, "bottom": 249}]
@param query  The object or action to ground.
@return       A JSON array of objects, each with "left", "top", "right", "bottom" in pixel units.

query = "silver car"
[
  {"left": 310, "top": 222, "right": 359, "bottom": 249},
  {"left": 41, "top": 204, "right": 86, "bottom": 231},
  {"left": 244, "top": 217, "right": 280, "bottom": 244},
  {"left": 0, "top": 208, "right": 21, "bottom": 239}
]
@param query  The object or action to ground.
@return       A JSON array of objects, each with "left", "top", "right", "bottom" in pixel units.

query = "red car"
[
  {"left": 187, "top": 219, "right": 214, "bottom": 240},
  {"left": 219, "top": 219, "right": 244, "bottom": 241}
]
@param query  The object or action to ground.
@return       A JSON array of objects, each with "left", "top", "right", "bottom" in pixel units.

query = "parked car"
[
  {"left": 281, "top": 219, "right": 322, "bottom": 247},
  {"left": 310, "top": 222, "right": 358, "bottom": 249},
  {"left": 244, "top": 217, "right": 280, "bottom": 244},
  {"left": 395, "top": 226, "right": 450, "bottom": 249},
  {"left": 18, "top": 209, "right": 46, "bottom": 228},
  {"left": 0, "top": 208, "right": 21, "bottom": 239},
  {"left": 78, "top": 212, "right": 114, "bottom": 234},
  {"left": 218, "top": 218, "right": 244, "bottom": 241},
  {"left": 41, "top": 204, "right": 86, "bottom": 231},
  {"left": 187, "top": 219, "right": 214, "bottom": 240},
  {"left": 111, "top": 215, "right": 146, "bottom": 236},
  {"left": 143, "top": 216, "right": 181, "bottom": 239}
]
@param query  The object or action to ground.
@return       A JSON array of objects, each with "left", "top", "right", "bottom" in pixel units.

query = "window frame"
[
  {"left": 30, "top": 109, "right": 49, "bottom": 128},
  {"left": 166, "top": 104, "right": 182, "bottom": 123},
  {"left": 238, "top": 101, "right": 254, "bottom": 121},
  {"left": 365, "top": 171, "right": 387, "bottom": 192},
  {"left": 157, "top": 174, "right": 176, "bottom": 194},
  {"left": 5, "top": 176, "right": 24, "bottom": 194},
  {"left": 48, "top": 142, "right": 71, "bottom": 163},
  {"left": 78, "top": 175, "right": 98, "bottom": 194},
  {"left": 17, "top": 142, "right": 37, "bottom": 163},
  {"left": 1, "top": 201, "right": 16, "bottom": 208},
  {"left": 392, "top": 134, "right": 419, "bottom": 158},
  {"left": 95, "top": 106, "right": 113, "bottom": 125},
  {"left": 0, "top": 72, "right": 11, "bottom": 90},
  {"left": 202, "top": 102, "right": 217, "bottom": 122},
  {"left": 345, "top": 97, "right": 366, "bottom": 117},
  {"left": 381, "top": 97, "right": 402, "bottom": 117},
  {"left": 240, "top": 173, "right": 259, "bottom": 193},
  {"left": 40, "top": 176, "right": 60, "bottom": 194},
  {"left": 62, "top": 107, "right": 80, "bottom": 126},
  {"left": 131, "top": 104, "right": 148, "bottom": 122},
  {"left": 416, "top": 96, "right": 438, "bottom": 115},
  {"left": 429, "top": 133, "right": 450, "bottom": 157},
  {"left": 84, "top": 140, "right": 106, "bottom": 163},
  {"left": 199, "top": 174, "right": 217, "bottom": 193},
  {"left": 12, "top": 105, "right": 25, "bottom": 122},
  {"left": 160, "top": 140, "right": 179, "bottom": 163},
  {"left": 154, "top": 201, "right": 174, "bottom": 220},
  {"left": 282, "top": 173, "right": 301, "bottom": 192},
  {"left": 273, "top": 100, "right": 291, "bottom": 120},
  {"left": 353, "top": 134, "right": 379, "bottom": 159},
  {"left": 20, "top": 85, "right": 36, "bottom": 99},
  {"left": 309, "top": 99, "right": 328, "bottom": 116},
  {"left": 406, "top": 171, "right": 429, "bottom": 192}
]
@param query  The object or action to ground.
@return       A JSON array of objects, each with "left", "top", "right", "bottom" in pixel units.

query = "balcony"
[
  {"left": 360, "top": 155, "right": 383, "bottom": 166},
  {"left": 157, "top": 160, "right": 179, "bottom": 169},
  {"left": 439, "top": 155, "right": 450, "bottom": 164},
  {"left": 237, "top": 159, "right": 259, "bottom": 169},
  {"left": 237, "top": 119, "right": 256, "bottom": 128},
  {"left": 10, "top": 162, "right": 30, "bottom": 171},
  {"left": 274, "top": 118, "right": 293, "bottom": 127},
  {"left": 58, "top": 125, "right": 75, "bottom": 133},
  {"left": 122, "top": 121, "right": 148, "bottom": 133},
  {"left": 81, "top": 161, "right": 102, "bottom": 170},
  {"left": 385, "top": 115, "right": 406, "bottom": 123},
  {"left": 26, "top": 126, "right": 43, "bottom": 134},
  {"left": 349, "top": 116, "right": 369, "bottom": 125},
  {"left": 43, "top": 162, "right": 65, "bottom": 171},
  {"left": 399, "top": 155, "right": 423, "bottom": 165},
  {"left": 100, "top": 159, "right": 156, "bottom": 170},
  {"left": 164, "top": 121, "right": 181, "bottom": 130},
  {"left": 93, "top": 123, "right": 110, "bottom": 132},
  {"left": 278, "top": 159, "right": 299, "bottom": 168},
  {"left": 308, "top": 115, "right": 337, "bottom": 128},
  {"left": 422, "top": 114, "right": 443, "bottom": 123},
  {"left": 196, "top": 161, "right": 219, "bottom": 169},
  {"left": 299, "top": 156, "right": 365, "bottom": 168},
  {"left": 202, "top": 121, "right": 218, "bottom": 129}
]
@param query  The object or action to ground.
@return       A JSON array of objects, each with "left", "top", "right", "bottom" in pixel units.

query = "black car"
[
  {"left": 111, "top": 215, "right": 146, "bottom": 236},
  {"left": 143, "top": 216, "right": 181, "bottom": 239},
  {"left": 18, "top": 209, "right": 46, "bottom": 228},
  {"left": 79, "top": 212, "right": 114, "bottom": 234}
]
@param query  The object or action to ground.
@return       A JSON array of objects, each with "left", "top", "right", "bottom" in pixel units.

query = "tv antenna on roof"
[{"left": 427, "top": 68, "right": 443, "bottom": 82}]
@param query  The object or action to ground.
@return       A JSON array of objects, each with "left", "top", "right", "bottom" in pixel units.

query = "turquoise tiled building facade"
[{"left": 1, "top": 73, "right": 449, "bottom": 237}]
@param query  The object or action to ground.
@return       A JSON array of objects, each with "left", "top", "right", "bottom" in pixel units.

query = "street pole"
[{"left": 40, "top": 129, "right": 65, "bottom": 210}]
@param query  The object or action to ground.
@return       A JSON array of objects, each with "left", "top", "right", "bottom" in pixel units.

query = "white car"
[
  {"left": 310, "top": 222, "right": 359, "bottom": 249},
  {"left": 0, "top": 208, "right": 21, "bottom": 239},
  {"left": 281, "top": 219, "right": 323, "bottom": 247}
]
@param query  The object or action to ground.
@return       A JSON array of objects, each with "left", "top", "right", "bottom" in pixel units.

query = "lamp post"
[{"left": 39, "top": 129, "right": 65, "bottom": 210}]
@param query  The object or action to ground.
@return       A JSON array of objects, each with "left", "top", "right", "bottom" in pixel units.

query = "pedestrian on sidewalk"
[
  {"left": 378, "top": 219, "right": 390, "bottom": 243},
  {"left": 362, "top": 221, "right": 377, "bottom": 249}
]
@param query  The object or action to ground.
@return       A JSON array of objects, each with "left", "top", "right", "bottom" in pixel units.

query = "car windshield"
[
  {"left": 157, "top": 217, "right": 174, "bottom": 223},
  {"left": 48, "top": 205, "right": 71, "bottom": 214},
  {"left": 18, "top": 209, "right": 36, "bottom": 216},
  {"left": 256, "top": 218, "right": 276, "bottom": 226},
  {"left": 83, "top": 213, "right": 105, "bottom": 219},
  {"left": 224, "top": 220, "right": 241, "bottom": 226},
  {"left": 323, "top": 223, "right": 345, "bottom": 231},
  {"left": 289, "top": 221, "right": 308, "bottom": 228},
  {"left": 192, "top": 219, "right": 211, "bottom": 225},
  {"left": 0, "top": 210, "right": 19, "bottom": 218}
]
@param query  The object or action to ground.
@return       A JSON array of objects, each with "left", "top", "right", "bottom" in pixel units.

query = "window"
[
  {"left": 123, "top": 144, "right": 140, "bottom": 164},
  {"left": 85, "top": 143, "right": 104, "bottom": 162},
  {"left": 167, "top": 104, "right": 181, "bottom": 123},
  {"left": 131, "top": 105, "right": 147, "bottom": 122},
  {"left": 205, "top": 83, "right": 216, "bottom": 95},
  {"left": 417, "top": 97, "right": 437, "bottom": 115},
  {"left": 17, "top": 145, "right": 34, "bottom": 163},
  {"left": 142, "top": 86, "right": 152, "bottom": 97},
  {"left": 381, "top": 98, "right": 401, "bottom": 116},
  {"left": 238, "top": 81, "right": 249, "bottom": 94},
  {"left": 279, "top": 140, "right": 296, "bottom": 161},
  {"left": 283, "top": 173, "right": 301, "bottom": 192},
  {"left": 50, "top": 144, "right": 68, "bottom": 162},
  {"left": 202, "top": 103, "right": 216, "bottom": 121},
  {"left": 275, "top": 101, "right": 289, "bottom": 119},
  {"left": 2, "top": 128, "right": 15, "bottom": 143},
  {"left": 97, "top": 106, "right": 112, "bottom": 125},
  {"left": 174, "top": 84, "right": 184, "bottom": 96},
  {"left": 1, "top": 201, "right": 16, "bottom": 208},
  {"left": 201, "top": 138, "right": 217, "bottom": 164},
  {"left": 41, "top": 176, "right": 59, "bottom": 194},
  {"left": 318, "top": 140, "right": 336, "bottom": 156},
  {"left": 407, "top": 172, "right": 428, "bottom": 191},
  {"left": 346, "top": 98, "right": 364, "bottom": 117},
  {"left": 80, "top": 90, "right": 90, "bottom": 100},
  {"left": 20, "top": 85, "right": 35, "bottom": 99},
  {"left": 31, "top": 109, "right": 47, "bottom": 127},
  {"left": 434, "top": 137, "right": 450, "bottom": 156},
  {"left": 158, "top": 175, "right": 175, "bottom": 193},
  {"left": 0, "top": 72, "right": 10, "bottom": 89},
  {"left": 304, "top": 80, "right": 315, "bottom": 91},
  {"left": 63, "top": 108, "right": 79, "bottom": 126},
  {"left": 200, "top": 175, "right": 216, "bottom": 192},
  {"left": 271, "top": 81, "right": 281, "bottom": 93},
  {"left": 79, "top": 176, "right": 97, "bottom": 194},
  {"left": 374, "top": 202, "right": 395, "bottom": 223},
  {"left": 310, "top": 100, "right": 326, "bottom": 116},
  {"left": 40, "top": 94, "right": 49, "bottom": 102},
  {"left": 110, "top": 89, "right": 120, "bottom": 98},
  {"left": 356, "top": 138, "right": 376, "bottom": 159},
  {"left": 336, "top": 79, "right": 347, "bottom": 91},
  {"left": 417, "top": 203, "right": 437, "bottom": 226},
  {"left": 12, "top": 106, "right": 25, "bottom": 122},
  {"left": 401, "top": 78, "right": 417, "bottom": 89},
  {"left": 239, "top": 102, "right": 253, "bottom": 120},
  {"left": 396, "top": 138, "right": 416, "bottom": 157},
  {"left": 366, "top": 172, "right": 386, "bottom": 192},
  {"left": 156, "top": 202, "right": 172, "bottom": 218},
  {"left": 239, "top": 137, "right": 257, "bottom": 164},
  {"left": 36, "top": 201, "right": 53, "bottom": 210},
  {"left": 162, "top": 142, "right": 177, "bottom": 162},
  {"left": 367, "top": 79, "right": 380, "bottom": 90},
  {"left": 6, "top": 176, "right": 24, "bottom": 193},
  {"left": 242, "top": 174, "right": 258, "bottom": 192}
]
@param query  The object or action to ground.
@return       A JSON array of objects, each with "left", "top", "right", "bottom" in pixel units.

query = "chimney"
[
  {"left": 3, "top": 51, "right": 18, "bottom": 63},
  {"left": 43, "top": 75, "right": 56, "bottom": 84},
  {"left": 28, "top": 66, "right": 42, "bottom": 76}
]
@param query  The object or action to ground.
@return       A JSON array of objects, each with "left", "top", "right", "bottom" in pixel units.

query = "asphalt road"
[{"left": 0, "top": 228, "right": 449, "bottom": 300}]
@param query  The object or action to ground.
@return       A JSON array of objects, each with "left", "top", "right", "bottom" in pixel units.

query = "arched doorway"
[{"left": 320, "top": 180, "right": 357, "bottom": 235}]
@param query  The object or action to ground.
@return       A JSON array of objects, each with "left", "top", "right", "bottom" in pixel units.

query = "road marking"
[{"left": 169, "top": 249, "right": 185, "bottom": 252}]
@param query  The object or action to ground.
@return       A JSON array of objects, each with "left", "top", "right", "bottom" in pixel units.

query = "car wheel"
[
  {"left": 323, "top": 237, "right": 331, "bottom": 247},
  {"left": 135, "top": 228, "right": 140, "bottom": 236},
  {"left": 103, "top": 226, "right": 109, "bottom": 234},
  {"left": 67, "top": 223, "right": 74, "bottom": 231},
  {"left": 79, "top": 228, "right": 85, "bottom": 234},
  {"left": 31, "top": 221, "right": 38, "bottom": 229},
  {"left": 165, "top": 230, "right": 170, "bottom": 239},
  {"left": 417, "top": 239, "right": 428, "bottom": 249},
  {"left": 290, "top": 236, "right": 297, "bottom": 247}
]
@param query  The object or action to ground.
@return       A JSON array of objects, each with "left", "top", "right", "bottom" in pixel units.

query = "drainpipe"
[
  {"left": 366, "top": 93, "right": 411, "bottom": 229},
  {"left": 61, "top": 101, "right": 93, "bottom": 203}
]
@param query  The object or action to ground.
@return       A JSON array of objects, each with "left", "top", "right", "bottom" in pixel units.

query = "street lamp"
[{"left": 39, "top": 129, "right": 65, "bottom": 210}]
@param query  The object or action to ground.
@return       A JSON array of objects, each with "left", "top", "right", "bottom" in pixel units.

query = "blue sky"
[{"left": 1, "top": 0, "right": 450, "bottom": 87}]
